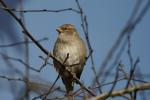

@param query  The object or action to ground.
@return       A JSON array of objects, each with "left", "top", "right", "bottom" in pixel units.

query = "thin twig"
[
  {"left": 126, "top": 58, "right": 140, "bottom": 88},
  {"left": 0, "top": 6, "right": 80, "bottom": 13},
  {"left": 90, "top": 83, "right": 150, "bottom": 100},
  {"left": 0, "top": 75, "right": 24, "bottom": 82},
  {"left": 108, "top": 64, "right": 120, "bottom": 95},
  {"left": 0, "top": 1, "right": 95, "bottom": 96},
  {"left": 75, "top": 0, "right": 102, "bottom": 93},
  {"left": 0, "top": 0, "right": 49, "bottom": 55},
  {"left": 0, "top": 37, "right": 48, "bottom": 48},
  {"left": 32, "top": 75, "right": 60, "bottom": 100},
  {"left": 92, "top": 0, "right": 150, "bottom": 86},
  {"left": 0, "top": 52, "right": 40, "bottom": 72}
]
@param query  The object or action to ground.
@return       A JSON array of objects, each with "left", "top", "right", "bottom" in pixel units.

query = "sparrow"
[{"left": 53, "top": 24, "right": 87, "bottom": 99}]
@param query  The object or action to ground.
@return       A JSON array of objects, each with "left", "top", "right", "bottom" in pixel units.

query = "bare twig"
[
  {"left": 75, "top": 0, "right": 102, "bottom": 93},
  {"left": 92, "top": 77, "right": 148, "bottom": 91},
  {"left": 108, "top": 64, "right": 120, "bottom": 95},
  {"left": 100, "top": 35, "right": 127, "bottom": 83},
  {"left": 37, "top": 52, "right": 53, "bottom": 72},
  {"left": 0, "top": 52, "right": 40, "bottom": 72},
  {"left": 0, "top": 37, "right": 48, "bottom": 48},
  {"left": 0, "top": 6, "right": 80, "bottom": 13},
  {"left": 0, "top": 1, "right": 95, "bottom": 97},
  {"left": 0, "top": 75, "right": 24, "bottom": 82},
  {"left": 19, "top": 1, "right": 30, "bottom": 98},
  {"left": 90, "top": 83, "right": 150, "bottom": 100},
  {"left": 32, "top": 75, "right": 60, "bottom": 100},
  {"left": 34, "top": 53, "right": 70, "bottom": 100},
  {"left": 126, "top": 58, "right": 140, "bottom": 88},
  {"left": 42, "top": 75, "right": 60, "bottom": 100},
  {"left": 0, "top": 0, "right": 49, "bottom": 56},
  {"left": 92, "top": 0, "right": 150, "bottom": 86}
]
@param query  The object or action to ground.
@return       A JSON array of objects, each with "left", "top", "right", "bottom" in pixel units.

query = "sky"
[{"left": 0, "top": 0, "right": 150, "bottom": 100}]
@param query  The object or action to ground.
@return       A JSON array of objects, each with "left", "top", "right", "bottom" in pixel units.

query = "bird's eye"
[{"left": 63, "top": 27, "right": 68, "bottom": 30}]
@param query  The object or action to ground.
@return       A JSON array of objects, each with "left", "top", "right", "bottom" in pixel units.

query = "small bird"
[{"left": 53, "top": 24, "right": 87, "bottom": 99}]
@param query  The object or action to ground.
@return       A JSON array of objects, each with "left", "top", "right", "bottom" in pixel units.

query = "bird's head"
[{"left": 56, "top": 24, "right": 78, "bottom": 36}]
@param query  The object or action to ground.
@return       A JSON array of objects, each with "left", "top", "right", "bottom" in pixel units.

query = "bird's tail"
[
  {"left": 62, "top": 78, "right": 74, "bottom": 100},
  {"left": 66, "top": 86, "right": 73, "bottom": 100}
]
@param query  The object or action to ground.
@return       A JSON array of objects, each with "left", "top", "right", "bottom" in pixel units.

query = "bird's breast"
[
  {"left": 54, "top": 42, "right": 80, "bottom": 65},
  {"left": 53, "top": 37, "right": 86, "bottom": 65}
]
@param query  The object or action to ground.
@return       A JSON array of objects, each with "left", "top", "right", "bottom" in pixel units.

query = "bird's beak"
[{"left": 56, "top": 28, "right": 62, "bottom": 34}]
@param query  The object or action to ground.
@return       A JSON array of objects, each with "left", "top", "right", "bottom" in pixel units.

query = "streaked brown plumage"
[{"left": 53, "top": 24, "right": 87, "bottom": 99}]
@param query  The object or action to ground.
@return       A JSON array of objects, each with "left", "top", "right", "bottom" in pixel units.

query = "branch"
[
  {"left": 0, "top": 1, "right": 95, "bottom": 97},
  {"left": 90, "top": 83, "right": 150, "bottom": 100},
  {"left": 0, "top": 37, "right": 48, "bottom": 48},
  {"left": 0, "top": 0, "right": 63, "bottom": 72},
  {"left": 92, "top": 0, "right": 150, "bottom": 86},
  {"left": 0, "top": 52, "right": 40, "bottom": 72},
  {"left": 0, "top": 0, "right": 49, "bottom": 55},
  {"left": 0, "top": 75, "right": 24, "bottom": 82},
  {"left": 0, "top": 6, "right": 80, "bottom": 13},
  {"left": 75, "top": 0, "right": 102, "bottom": 93}
]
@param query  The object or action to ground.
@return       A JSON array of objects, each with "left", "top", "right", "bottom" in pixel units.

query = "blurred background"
[{"left": 0, "top": 0, "right": 150, "bottom": 100}]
